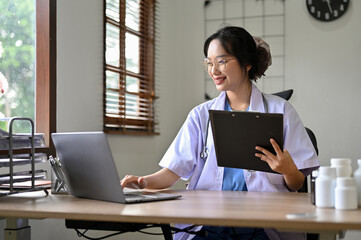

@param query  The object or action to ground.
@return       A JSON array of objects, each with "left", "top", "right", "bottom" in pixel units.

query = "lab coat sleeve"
[
  {"left": 159, "top": 109, "right": 203, "bottom": 180},
  {"left": 283, "top": 101, "right": 319, "bottom": 176}
]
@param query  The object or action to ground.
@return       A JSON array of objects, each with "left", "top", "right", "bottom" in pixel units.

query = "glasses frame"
[{"left": 201, "top": 56, "right": 235, "bottom": 73}]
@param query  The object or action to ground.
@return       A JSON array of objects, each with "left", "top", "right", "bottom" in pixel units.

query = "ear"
[{"left": 246, "top": 65, "right": 252, "bottom": 72}]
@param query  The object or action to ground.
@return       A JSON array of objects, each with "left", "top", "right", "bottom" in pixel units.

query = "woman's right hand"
[
  {"left": 120, "top": 175, "right": 147, "bottom": 189},
  {"left": 120, "top": 168, "right": 180, "bottom": 190}
]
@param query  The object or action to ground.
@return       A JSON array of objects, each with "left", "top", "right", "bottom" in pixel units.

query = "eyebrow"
[{"left": 205, "top": 55, "right": 229, "bottom": 60}]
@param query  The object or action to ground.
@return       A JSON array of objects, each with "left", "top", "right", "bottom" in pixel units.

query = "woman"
[{"left": 121, "top": 26, "right": 319, "bottom": 240}]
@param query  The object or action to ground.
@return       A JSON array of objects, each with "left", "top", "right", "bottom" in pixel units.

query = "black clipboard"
[{"left": 209, "top": 110, "right": 283, "bottom": 174}]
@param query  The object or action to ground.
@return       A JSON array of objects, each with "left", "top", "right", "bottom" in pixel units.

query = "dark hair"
[{"left": 203, "top": 26, "right": 271, "bottom": 81}]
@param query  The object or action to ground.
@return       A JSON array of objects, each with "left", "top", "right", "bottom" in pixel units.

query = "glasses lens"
[
  {"left": 216, "top": 59, "right": 226, "bottom": 72},
  {"left": 202, "top": 60, "right": 211, "bottom": 72}
]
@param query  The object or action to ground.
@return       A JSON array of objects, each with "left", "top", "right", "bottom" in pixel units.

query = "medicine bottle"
[
  {"left": 353, "top": 159, "right": 361, "bottom": 206},
  {"left": 330, "top": 158, "right": 352, "bottom": 177},
  {"left": 335, "top": 177, "right": 358, "bottom": 210},
  {"left": 315, "top": 166, "right": 336, "bottom": 208},
  {"left": 310, "top": 170, "right": 318, "bottom": 205}
]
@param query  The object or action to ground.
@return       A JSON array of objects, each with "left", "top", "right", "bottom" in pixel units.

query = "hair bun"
[{"left": 253, "top": 36, "right": 272, "bottom": 80}]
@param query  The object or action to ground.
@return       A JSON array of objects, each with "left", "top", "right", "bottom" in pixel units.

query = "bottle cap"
[
  {"left": 336, "top": 177, "right": 355, "bottom": 187},
  {"left": 330, "top": 158, "right": 351, "bottom": 166},
  {"left": 319, "top": 166, "right": 336, "bottom": 177}
]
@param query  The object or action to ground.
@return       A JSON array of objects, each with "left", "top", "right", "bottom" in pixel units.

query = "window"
[
  {"left": 0, "top": 0, "right": 56, "bottom": 154},
  {"left": 0, "top": 1, "right": 36, "bottom": 131},
  {"left": 104, "top": 0, "right": 158, "bottom": 135}
]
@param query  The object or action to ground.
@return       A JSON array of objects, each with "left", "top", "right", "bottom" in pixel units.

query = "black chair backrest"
[
  {"left": 272, "top": 89, "right": 293, "bottom": 101},
  {"left": 305, "top": 127, "right": 318, "bottom": 155}
]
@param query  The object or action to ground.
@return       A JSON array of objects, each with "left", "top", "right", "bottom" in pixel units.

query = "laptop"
[
  {"left": 51, "top": 132, "right": 181, "bottom": 203},
  {"left": 209, "top": 110, "right": 283, "bottom": 174}
]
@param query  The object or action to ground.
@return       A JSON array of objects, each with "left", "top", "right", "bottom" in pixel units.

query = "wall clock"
[{"left": 306, "top": 0, "right": 350, "bottom": 22}]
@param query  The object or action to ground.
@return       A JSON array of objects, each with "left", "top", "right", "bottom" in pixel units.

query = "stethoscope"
[{"left": 200, "top": 93, "right": 268, "bottom": 160}]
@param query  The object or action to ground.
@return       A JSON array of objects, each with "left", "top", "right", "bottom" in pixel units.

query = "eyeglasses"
[{"left": 201, "top": 56, "right": 235, "bottom": 73}]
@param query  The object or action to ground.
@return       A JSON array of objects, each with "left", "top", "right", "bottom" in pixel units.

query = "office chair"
[
  {"left": 272, "top": 89, "right": 294, "bottom": 101},
  {"left": 305, "top": 127, "right": 318, "bottom": 156},
  {"left": 272, "top": 89, "right": 319, "bottom": 240}
]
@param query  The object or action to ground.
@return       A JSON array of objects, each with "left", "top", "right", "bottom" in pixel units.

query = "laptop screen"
[{"left": 52, "top": 132, "right": 182, "bottom": 204}]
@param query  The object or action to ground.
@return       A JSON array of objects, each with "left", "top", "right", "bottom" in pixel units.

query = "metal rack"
[{"left": 0, "top": 117, "right": 49, "bottom": 196}]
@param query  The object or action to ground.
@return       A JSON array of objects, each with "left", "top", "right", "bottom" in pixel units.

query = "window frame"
[
  {"left": 103, "top": 0, "right": 158, "bottom": 135},
  {"left": 36, "top": 0, "right": 57, "bottom": 155}
]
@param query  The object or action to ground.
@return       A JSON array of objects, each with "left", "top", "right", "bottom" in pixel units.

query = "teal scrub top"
[{"left": 222, "top": 100, "right": 248, "bottom": 191}]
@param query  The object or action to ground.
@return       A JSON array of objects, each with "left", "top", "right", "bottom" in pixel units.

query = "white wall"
[
  {"left": 285, "top": 0, "right": 361, "bottom": 170},
  {"left": 29, "top": 0, "right": 361, "bottom": 239},
  {"left": 285, "top": 2, "right": 361, "bottom": 239}
]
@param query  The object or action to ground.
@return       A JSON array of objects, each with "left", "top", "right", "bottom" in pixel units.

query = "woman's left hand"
[
  {"left": 255, "top": 138, "right": 297, "bottom": 175},
  {"left": 255, "top": 138, "right": 305, "bottom": 191}
]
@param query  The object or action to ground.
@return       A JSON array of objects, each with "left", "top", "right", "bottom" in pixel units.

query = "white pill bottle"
[
  {"left": 353, "top": 159, "right": 361, "bottom": 206},
  {"left": 335, "top": 177, "right": 358, "bottom": 210},
  {"left": 315, "top": 166, "right": 337, "bottom": 208}
]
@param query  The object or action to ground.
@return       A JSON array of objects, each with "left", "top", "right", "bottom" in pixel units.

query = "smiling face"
[{"left": 206, "top": 39, "right": 250, "bottom": 93}]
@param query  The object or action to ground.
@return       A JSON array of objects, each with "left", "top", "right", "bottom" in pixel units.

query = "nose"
[{"left": 210, "top": 64, "right": 220, "bottom": 75}]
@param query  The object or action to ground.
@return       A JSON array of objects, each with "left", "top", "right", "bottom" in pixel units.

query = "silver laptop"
[{"left": 51, "top": 132, "right": 181, "bottom": 203}]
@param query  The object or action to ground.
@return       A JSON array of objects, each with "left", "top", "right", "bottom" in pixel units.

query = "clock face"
[{"left": 306, "top": 0, "right": 350, "bottom": 22}]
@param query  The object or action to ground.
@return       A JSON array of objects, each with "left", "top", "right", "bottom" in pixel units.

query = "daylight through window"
[{"left": 0, "top": 0, "right": 36, "bottom": 132}]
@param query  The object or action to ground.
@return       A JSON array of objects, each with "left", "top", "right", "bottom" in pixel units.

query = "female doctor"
[{"left": 121, "top": 26, "right": 319, "bottom": 240}]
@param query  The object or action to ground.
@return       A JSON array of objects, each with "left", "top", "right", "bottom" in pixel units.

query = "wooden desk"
[{"left": 0, "top": 190, "right": 360, "bottom": 240}]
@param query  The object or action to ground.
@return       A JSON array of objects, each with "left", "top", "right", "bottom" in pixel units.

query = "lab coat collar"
[
  {"left": 209, "top": 83, "right": 266, "bottom": 113},
  {"left": 249, "top": 83, "right": 266, "bottom": 113},
  {"left": 210, "top": 91, "right": 226, "bottom": 110}
]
